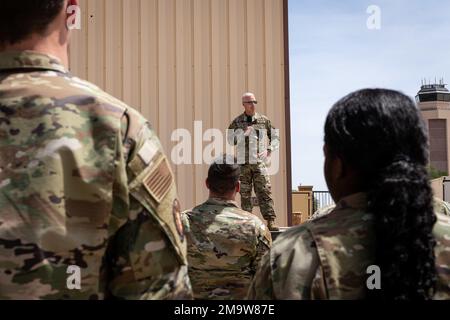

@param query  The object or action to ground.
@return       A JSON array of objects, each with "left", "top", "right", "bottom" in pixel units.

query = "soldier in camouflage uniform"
[
  {"left": 0, "top": 0, "right": 192, "bottom": 299},
  {"left": 182, "top": 155, "right": 272, "bottom": 300},
  {"left": 248, "top": 89, "right": 450, "bottom": 300},
  {"left": 227, "top": 93, "right": 280, "bottom": 231}
]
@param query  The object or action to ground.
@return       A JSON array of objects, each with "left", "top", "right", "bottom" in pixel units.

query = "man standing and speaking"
[{"left": 227, "top": 93, "right": 280, "bottom": 231}]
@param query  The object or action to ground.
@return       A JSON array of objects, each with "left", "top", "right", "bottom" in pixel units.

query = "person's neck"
[
  {"left": 2, "top": 33, "right": 69, "bottom": 68},
  {"left": 209, "top": 192, "right": 236, "bottom": 202},
  {"left": 333, "top": 186, "right": 364, "bottom": 204},
  {"left": 245, "top": 112, "right": 256, "bottom": 117}
]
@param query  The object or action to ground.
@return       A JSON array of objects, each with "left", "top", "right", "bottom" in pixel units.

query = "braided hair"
[{"left": 324, "top": 89, "right": 437, "bottom": 300}]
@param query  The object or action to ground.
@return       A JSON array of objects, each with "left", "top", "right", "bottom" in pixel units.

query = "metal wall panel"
[{"left": 69, "top": 0, "right": 290, "bottom": 226}]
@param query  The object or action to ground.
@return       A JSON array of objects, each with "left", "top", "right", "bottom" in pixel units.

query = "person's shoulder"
[
  {"left": 434, "top": 209, "right": 450, "bottom": 234},
  {"left": 310, "top": 203, "right": 373, "bottom": 232},
  {"left": 256, "top": 113, "right": 271, "bottom": 121},
  {"left": 433, "top": 210, "right": 450, "bottom": 300},
  {"left": 268, "top": 224, "right": 318, "bottom": 288},
  {"left": 62, "top": 75, "right": 152, "bottom": 129},
  {"left": 64, "top": 75, "right": 134, "bottom": 115},
  {"left": 304, "top": 205, "right": 375, "bottom": 265},
  {"left": 220, "top": 206, "right": 265, "bottom": 225},
  {"left": 434, "top": 198, "right": 450, "bottom": 217},
  {"left": 231, "top": 113, "right": 245, "bottom": 123},
  {"left": 181, "top": 202, "right": 214, "bottom": 228},
  {"left": 273, "top": 223, "right": 313, "bottom": 249},
  {"left": 183, "top": 201, "right": 210, "bottom": 216},
  {"left": 217, "top": 207, "right": 269, "bottom": 240},
  {"left": 274, "top": 205, "right": 372, "bottom": 252},
  {"left": 309, "top": 204, "right": 336, "bottom": 221}
]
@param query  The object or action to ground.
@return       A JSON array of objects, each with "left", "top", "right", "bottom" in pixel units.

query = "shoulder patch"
[
  {"left": 142, "top": 156, "right": 174, "bottom": 203},
  {"left": 138, "top": 140, "right": 159, "bottom": 165}
]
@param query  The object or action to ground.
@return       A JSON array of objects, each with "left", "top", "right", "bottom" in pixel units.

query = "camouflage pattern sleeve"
[
  {"left": 251, "top": 221, "right": 272, "bottom": 274},
  {"left": 433, "top": 211, "right": 450, "bottom": 299},
  {"left": 0, "top": 51, "right": 191, "bottom": 300},
  {"left": 247, "top": 251, "right": 274, "bottom": 300},
  {"left": 434, "top": 197, "right": 450, "bottom": 217},
  {"left": 248, "top": 225, "right": 321, "bottom": 300},
  {"left": 227, "top": 118, "right": 239, "bottom": 146},
  {"left": 103, "top": 110, "right": 192, "bottom": 300},
  {"left": 308, "top": 204, "right": 336, "bottom": 221},
  {"left": 265, "top": 118, "right": 280, "bottom": 153}
]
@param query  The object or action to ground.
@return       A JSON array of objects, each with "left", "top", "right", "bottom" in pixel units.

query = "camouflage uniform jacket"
[
  {"left": 0, "top": 51, "right": 192, "bottom": 300},
  {"left": 248, "top": 193, "right": 450, "bottom": 300},
  {"left": 182, "top": 198, "right": 272, "bottom": 300},
  {"left": 227, "top": 113, "right": 280, "bottom": 164},
  {"left": 434, "top": 198, "right": 450, "bottom": 217}
]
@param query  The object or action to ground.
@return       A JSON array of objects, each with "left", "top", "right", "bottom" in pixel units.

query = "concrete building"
[
  {"left": 68, "top": 0, "right": 292, "bottom": 226},
  {"left": 417, "top": 80, "right": 450, "bottom": 174}
]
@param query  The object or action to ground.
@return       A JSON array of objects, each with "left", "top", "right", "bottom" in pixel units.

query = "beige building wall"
[
  {"left": 420, "top": 102, "right": 450, "bottom": 174},
  {"left": 68, "top": 0, "right": 291, "bottom": 226},
  {"left": 431, "top": 177, "right": 444, "bottom": 200}
]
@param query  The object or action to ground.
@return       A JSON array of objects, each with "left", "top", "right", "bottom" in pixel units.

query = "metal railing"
[
  {"left": 312, "top": 191, "right": 334, "bottom": 213},
  {"left": 444, "top": 178, "right": 450, "bottom": 202}
]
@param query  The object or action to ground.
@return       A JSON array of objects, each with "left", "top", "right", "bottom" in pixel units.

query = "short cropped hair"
[
  {"left": 242, "top": 92, "right": 255, "bottom": 101},
  {"left": 207, "top": 155, "right": 240, "bottom": 194},
  {"left": 0, "top": 0, "right": 66, "bottom": 46}
]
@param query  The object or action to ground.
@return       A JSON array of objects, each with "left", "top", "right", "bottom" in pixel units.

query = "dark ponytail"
[
  {"left": 325, "top": 89, "right": 437, "bottom": 300},
  {"left": 369, "top": 158, "right": 436, "bottom": 299}
]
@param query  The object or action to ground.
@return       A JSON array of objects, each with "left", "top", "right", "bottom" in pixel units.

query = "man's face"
[{"left": 242, "top": 94, "right": 257, "bottom": 116}]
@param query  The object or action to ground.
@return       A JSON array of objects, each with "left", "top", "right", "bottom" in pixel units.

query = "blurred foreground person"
[
  {"left": 183, "top": 155, "right": 272, "bottom": 300},
  {"left": 248, "top": 89, "right": 450, "bottom": 300},
  {"left": 0, "top": 0, "right": 191, "bottom": 299}
]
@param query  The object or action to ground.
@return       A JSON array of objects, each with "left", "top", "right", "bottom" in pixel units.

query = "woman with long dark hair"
[{"left": 248, "top": 89, "right": 450, "bottom": 300}]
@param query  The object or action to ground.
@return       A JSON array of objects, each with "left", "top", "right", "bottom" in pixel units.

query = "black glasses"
[{"left": 244, "top": 101, "right": 258, "bottom": 105}]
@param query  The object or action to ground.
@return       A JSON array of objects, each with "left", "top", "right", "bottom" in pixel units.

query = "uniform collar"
[
  {"left": 205, "top": 197, "right": 240, "bottom": 208},
  {"left": 0, "top": 50, "right": 67, "bottom": 74},
  {"left": 335, "top": 192, "right": 367, "bottom": 211},
  {"left": 242, "top": 112, "right": 260, "bottom": 120}
]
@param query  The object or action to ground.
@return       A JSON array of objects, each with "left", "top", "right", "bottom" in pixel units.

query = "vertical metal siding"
[{"left": 69, "top": 0, "right": 289, "bottom": 226}]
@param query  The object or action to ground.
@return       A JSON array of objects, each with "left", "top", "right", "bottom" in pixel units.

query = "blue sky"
[{"left": 288, "top": 0, "right": 450, "bottom": 190}]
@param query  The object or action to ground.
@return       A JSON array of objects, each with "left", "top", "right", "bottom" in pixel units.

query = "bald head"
[
  {"left": 242, "top": 92, "right": 257, "bottom": 116},
  {"left": 242, "top": 92, "right": 256, "bottom": 102}
]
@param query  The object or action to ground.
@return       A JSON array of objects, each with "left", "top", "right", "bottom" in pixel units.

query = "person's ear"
[
  {"left": 324, "top": 144, "right": 344, "bottom": 180},
  {"left": 333, "top": 156, "right": 345, "bottom": 179},
  {"left": 235, "top": 181, "right": 241, "bottom": 193},
  {"left": 205, "top": 179, "right": 210, "bottom": 190}
]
